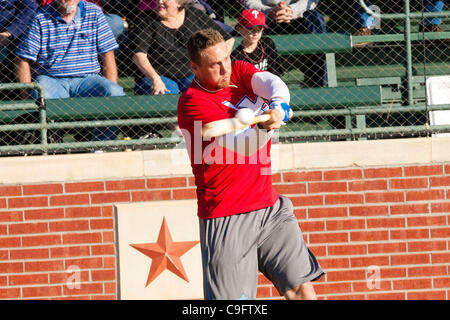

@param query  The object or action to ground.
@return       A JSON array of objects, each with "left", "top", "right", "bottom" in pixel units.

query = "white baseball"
[{"left": 236, "top": 108, "right": 254, "bottom": 125}]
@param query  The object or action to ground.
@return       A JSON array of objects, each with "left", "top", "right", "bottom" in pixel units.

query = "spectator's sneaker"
[{"left": 352, "top": 27, "right": 372, "bottom": 47}]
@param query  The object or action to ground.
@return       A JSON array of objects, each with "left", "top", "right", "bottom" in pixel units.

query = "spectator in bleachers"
[
  {"left": 239, "top": 0, "right": 327, "bottom": 87},
  {"left": 0, "top": 0, "right": 38, "bottom": 83},
  {"left": 353, "top": 0, "right": 446, "bottom": 37},
  {"left": 130, "top": 0, "right": 234, "bottom": 95},
  {"left": 232, "top": 9, "right": 285, "bottom": 77},
  {"left": 16, "top": 0, "right": 124, "bottom": 140},
  {"left": 39, "top": 0, "right": 127, "bottom": 39}
]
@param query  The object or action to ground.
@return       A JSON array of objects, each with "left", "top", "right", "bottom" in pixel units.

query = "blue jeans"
[
  {"left": 34, "top": 74, "right": 125, "bottom": 141},
  {"left": 134, "top": 75, "right": 194, "bottom": 95},
  {"left": 355, "top": 0, "right": 445, "bottom": 28}
]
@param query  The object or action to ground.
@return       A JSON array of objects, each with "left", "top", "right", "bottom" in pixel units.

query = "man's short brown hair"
[{"left": 187, "top": 28, "right": 225, "bottom": 65}]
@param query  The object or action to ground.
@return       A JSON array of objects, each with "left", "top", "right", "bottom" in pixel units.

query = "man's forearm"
[
  {"left": 100, "top": 51, "right": 118, "bottom": 83},
  {"left": 16, "top": 57, "right": 32, "bottom": 83}
]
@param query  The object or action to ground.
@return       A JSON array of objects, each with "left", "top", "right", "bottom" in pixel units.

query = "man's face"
[
  {"left": 237, "top": 25, "right": 264, "bottom": 44},
  {"left": 56, "top": 0, "right": 80, "bottom": 15},
  {"left": 191, "top": 41, "right": 231, "bottom": 91}
]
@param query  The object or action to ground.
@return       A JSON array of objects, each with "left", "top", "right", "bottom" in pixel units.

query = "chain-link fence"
[{"left": 0, "top": 0, "right": 449, "bottom": 155}]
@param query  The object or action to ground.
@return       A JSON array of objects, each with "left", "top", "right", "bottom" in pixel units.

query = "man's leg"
[
  {"left": 35, "top": 75, "right": 71, "bottom": 99},
  {"left": 423, "top": 0, "right": 444, "bottom": 30}
]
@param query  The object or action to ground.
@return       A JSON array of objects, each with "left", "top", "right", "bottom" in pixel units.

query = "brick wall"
[{"left": 1, "top": 161, "right": 449, "bottom": 300}]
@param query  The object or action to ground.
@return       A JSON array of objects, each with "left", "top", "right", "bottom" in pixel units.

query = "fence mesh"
[{"left": 0, "top": 0, "right": 449, "bottom": 155}]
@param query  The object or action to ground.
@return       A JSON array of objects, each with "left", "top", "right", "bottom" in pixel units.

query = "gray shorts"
[{"left": 199, "top": 195, "right": 325, "bottom": 300}]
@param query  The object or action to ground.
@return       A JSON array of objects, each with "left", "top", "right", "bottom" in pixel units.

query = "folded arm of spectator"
[{"left": 287, "top": 0, "right": 319, "bottom": 19}]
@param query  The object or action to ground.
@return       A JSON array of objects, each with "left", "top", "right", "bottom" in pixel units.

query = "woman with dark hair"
[{"left": 131, "top": 0, "right": 234, "bottom": 95}]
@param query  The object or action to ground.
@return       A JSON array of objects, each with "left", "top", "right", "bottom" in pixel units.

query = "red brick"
[
  {"left": 63, "top": 232, "right": 102, "bottom": 245},
  {"left": 25, "top": 260, "right": 65, "bottom": 272},
  {"left": 0, "top": 262, "right": 23, "bottom": 273},
  {"left": 105, "top": 179, "right": 146, "bottom": 191},
  {"left": 22, "top": 234, "right": 62, "bottom": 247},
  {"left": 309, "top": 207, "right": 347, "bottom": 219},
  {"left": 365, "top": 191, "right": 404, "bottom": 203},
  {"left": 0, "top": 186, "right": 22, "bottom": 196},
  {"left": 327, "top": 269, "right": 366, "bottom": 282},
  {"left": 404, "top": 165, "right": 443, "bottom": 176},
  {"left": 294, "top": 208, "right": 306, "bottom": 219},
  {"left": 24, "top": 208, "right": 64, "bottom": 220},
  {"left": 23, "top": 183, "right": 63, "bottom": 195},
  {"left": 63, "top": 282, "right": 103, "bottom": 296},
  {"left": 290, "top": 195, "right": 323, "bottom": 207},
  {"left": 368, "top": 292, "right": 405, "bottom": 300},
  {"left": 430, "top": 227, "right": 450, "bottom": 238},
  {"left": 65, "top": 181, "right": 104, "bottom": 193},
  {"left": 350, "top": 256, "right": 390, "bottom": 268},
  {"left": 408, "top": 240, "right": 447, "bottom": 252},
  {"left": 49, "top": 270, "right": 90, "bottom": 284},
  {"left": 91, "top": 244, "right": 115, "bottom": 255},
  {"left": 50, "top": 194, "right": 90, "bottom": 206},
  {"left": 65, "top": 206, "right": 102, "bottom": 218},
  {"left": 368, "top": 242, "right": 406, "bottom": 254},
  {"left": 9, "top": 273, "right": 49, "bottom": 286},
  {"left": 390, "top": 178, "right": 428, "bottom": 189},
  {"left": 308, "top": 245, "right": 327, "bottom": 257},
  {"left": 391, "top": 253, "right": 430, "bottom": 265},
  {"left": 349, "top": 205, "right": 389, "bottom": 217},
  {"left": 65, "top": 257, "right": 103, "bottom": 269},
  {"left": 348, "top": 180, "right": 387, "bottom": 191},
  {"left": 380, "top": 267, "right": 407, "bottom": 278},
  {"left": 0, "top": 288, "right": 21, "bottom": 299},
  {"left": 352, "top": 280, "right": 392, "bottom": 292},
  {"left": 8, "top": 196, "right": 48, "bottom": 208},
  {"left": 309, "top": 232, "right": 348, "bottom": 244},
  {"left": 10, "top": 248, "right": 49, "bottom": 260},
  {"left": 273, "top": 183, "right": 307, "bottom": 195},
  {"left": 408, "top": 290, "right": 446, "bottom": 300},
  {"left": 8, "top": 222, "right": 48, "bottom": 235},
  {"left": 102, "top": 231, "right": 115, "bottom": 243},
  {"left": 132, "top": 190, "right": 171, "bottom": 202},
  {"left": 328, "top": 244, "right": 367, "bottom": 256},
  {"left": 0, "top": 250, "right": 7, "bottom": 260},
  {"left": 430, "top": 176, "right": 450, "bottom": 187},
  {"left": 283, "top": 171, "right": 322, "bottom": 182},
  {"left": 49, "top": 220, "right": 90, "bottom": 232},
  {"left": 90, "top": 192, "right": 131, "bottom": 204},
  {"left": 91, "top": 269, "right": 116, "bottom": 281},
  {"left": 393, "top": 278, "right": 432, "bottom": 290},
  {"left": 22, "top": 286, "right": 62, "bottom": 298},
  {"left": 101, "top": 206, "right": 113, "bottom": 217},
  {"left": 0, "top": 225, "right": 6, "bottom": 235},
  {"left": 325, "top": 194, "right": 364, "bottom": 205},
  {"left": 104, "top": 257, "right": 115, "bottom": 268},
  {"left": 90, "top": 218, "right": 113, "bottom": 230},
  {"left": 433, "top": 277, "right": 450, "bottom": 289},
  {"left": 298, "top": 220, "right": 325, "bottom": 232},
  {"left": 317, "top": 257, "right": 349, "bottom": 269},
  {"left": 147, "top": 177, "right": 187, "bottom": 189},
  {"left": 309, "top": 182, "right": 346, "bottom": 193},
  {"left": 172, "top": 188, "right": 197, "bottom": 200},
  {"left": 271, "top": 173, "right": 281, "bottom": 183},
  {"left": 350, "top": 230, "right": 389, "bottom": 242},
  {"left": 256, "top": 286, "right": 271, "bottom": 298},
  {"left": 326, "top": 219, "right": 365, "bottom": 231},
  {"left": 51, "top": 246, "right": 90, "bottom": 258},
  {"left": 391, "top": 229, "right": 429, "bottom": 240},
  {"left": 0, "top": 198, "right": 5, "bottom": 208},
  {"left": 324, "top": 169, "right": 362, "bottom": 181},
  {"left": 364, "top": 167, "right": 403, "bottom": 178},
  {"left": 390, "top": 203, "right": 429, "bottom": 215},
  {"left": 0, "top": 236, "right": 21, "bottom": 248},
  {"left": 0, "top": 210, "right": 23, "bottom": 222},
  {"left": 431, "top": 252, "right": 450, "bottom": 263},
  {"left": 431, "top": 202, "right": 450, "bottom": 213},
  {"left": 406, "top": 189, "right": 445, "bottom": 202},
  {"left": 367, "top": 217, "right": 405, "bottom": 229},
  {"left": 314, "top": 282, "right": 352, "bottom": 295},
  {"left": 408, "top": 215, "right": 446, "bottom": 227},
  {"left": 408, "top": 265, "right": 447, "bottom": 277}
]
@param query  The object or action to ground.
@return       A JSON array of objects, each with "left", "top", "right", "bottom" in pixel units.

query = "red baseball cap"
[{"left": 237, "top": 9, "right": 267, "bottom": 29}]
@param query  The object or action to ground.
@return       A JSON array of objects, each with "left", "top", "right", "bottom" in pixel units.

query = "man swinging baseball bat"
[{"left": 177, "top": 28, "right": 325, "bottom": 300}]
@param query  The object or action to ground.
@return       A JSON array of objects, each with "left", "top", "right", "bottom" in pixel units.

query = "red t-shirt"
[{"left": 178, "top": 60, "right": 279, "bottom": 219}]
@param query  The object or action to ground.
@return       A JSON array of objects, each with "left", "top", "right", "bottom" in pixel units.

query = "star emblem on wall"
[{"left": 130, "top": 217, "right": 199, "bottom": 287}]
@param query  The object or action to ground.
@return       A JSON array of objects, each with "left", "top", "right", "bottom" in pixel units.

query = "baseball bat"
[{"left": 201, "top": 114, "right": 272, "bottom": 139}]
